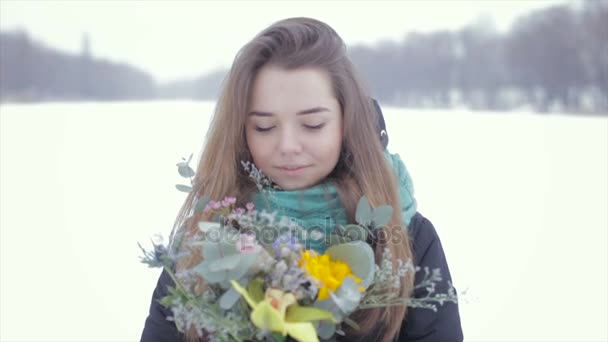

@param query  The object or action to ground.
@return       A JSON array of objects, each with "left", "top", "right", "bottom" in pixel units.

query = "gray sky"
[{"left": 0, "top": 0, "right": 562, "bottom": 83}]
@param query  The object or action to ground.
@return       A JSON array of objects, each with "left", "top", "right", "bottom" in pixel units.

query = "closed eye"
[
  {"left": 304, "top": 123, "right": 325, "bottom": 130},
  {"left": 255, "top": 126, "right": 275, "bottom": 132}
]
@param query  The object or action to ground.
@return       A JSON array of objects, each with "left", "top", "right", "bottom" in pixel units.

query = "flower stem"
[{"left": 163, "top": 264, "right": 196, "bottom": 302}]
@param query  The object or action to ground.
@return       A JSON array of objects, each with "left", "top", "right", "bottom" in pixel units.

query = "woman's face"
[{"left": 245, "top": 65, "right": 343, "bottom": 190}]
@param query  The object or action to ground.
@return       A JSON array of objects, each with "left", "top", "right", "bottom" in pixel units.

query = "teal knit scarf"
[{"left": 251, "top": 151, "right": 417, "bottom": 254}]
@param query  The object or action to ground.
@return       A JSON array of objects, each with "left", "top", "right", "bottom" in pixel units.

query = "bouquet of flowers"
[{"left": 139, "top": 155, "right": 459, "bottom": 342}]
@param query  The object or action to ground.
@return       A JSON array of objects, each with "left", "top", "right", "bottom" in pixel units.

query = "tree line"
[
  {"left": 1, "top": 1, "right": 606, "bottom": 114},
  {"left": 0, "top": 32, "right": 156, "bottom": 101},
  {"left": 347, "top": 0, "right": 607, "bottom": 113}
]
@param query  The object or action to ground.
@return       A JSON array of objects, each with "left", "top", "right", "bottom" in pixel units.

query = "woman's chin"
[{"left": 274, "top": 178, "right": 319, "bottom": 191}]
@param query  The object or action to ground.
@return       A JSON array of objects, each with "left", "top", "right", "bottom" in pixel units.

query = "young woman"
[{"left": 141, "top": 17, "right": 463, "bottom": 342}]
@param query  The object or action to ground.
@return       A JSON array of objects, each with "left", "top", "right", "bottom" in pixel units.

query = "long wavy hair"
[{"left": 168, "top": 17, "right": 415, "bottom": 342}]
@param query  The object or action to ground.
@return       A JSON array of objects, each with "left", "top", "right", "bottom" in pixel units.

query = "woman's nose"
[{"left": 278, "top": 127, "right": 303, "bottom": 155}]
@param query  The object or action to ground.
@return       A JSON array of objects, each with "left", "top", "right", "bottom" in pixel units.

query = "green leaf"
[
  {"left": 230, "top": 280, "right": 256, "bottom": 307},
  {"left": 219, "top": 286, "right": 242, "bottom": 310},
  {"left": 355, "top": 196, "right": 372, "bottom": 226},
  {"left": 328, "top": 277, "right": 362, "bottom": 314},
  {"left": 285, "top": 305, "right": 336, "bottom": 323},
  {"left": 198, "top": 221, "right": 220, "bottom": 233},
  {"left": 343, "top": 317, "right": 360, "bottom": 331},
  {"left": 175, "top": 184, "right": 192, "bottom": 193},
  {"left": 271, "top": 332, "right": 287, "bottom": 342},
  {"left": 158, "top": 295, "right": 173, "bottom": 308},
  {"left": 327, "top": 233, "right": 346, "bottom": 247},
  {"left": 200, "top": 241, "right": 238, "bottom": 261},
  {"left": 178, "top": 165, "right": 195, "bottom": 178},
  {"left": 226, "top": 248, "right": 262, "bottom": 280},
  {"left": 343, "top": 224, "right": 368, "bottom": 242},
  {"left": 325, "top": 241, "right": 375, "bottom": 288},
  {"left": 248, "top": 278, "right": 265, "bottom": 303},
  {"left": 334, "top": 224, "right": 346, "bottom": 236},
  {"left": 317, "top": 321, "right": 336, "bottom": 339},
  {"left": 187, "top": 153, "right": 193, "bottom": 163},
  {"left": 373, "top": 205, "right": 393, "bottom": 228},
  {"left": 195, "top": 262, "right": 227, "bottom": 283},
  {"left": 208, "top": 254, "right": 242, "bottom": 272},
  {"left": 194, "top": 196, "right": 209, "bottom": 214},
  {"left": 194, "top": 240, "right": 261, "bottom": 284}
]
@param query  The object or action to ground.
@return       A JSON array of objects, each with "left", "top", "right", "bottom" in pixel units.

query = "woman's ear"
[{"left": 372, "top": 98, "right": 389, "bottom": 149}]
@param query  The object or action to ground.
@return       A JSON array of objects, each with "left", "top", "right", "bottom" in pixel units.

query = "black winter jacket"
[{"left": 140, "top": 212, "right": 463, "bottom": 342}]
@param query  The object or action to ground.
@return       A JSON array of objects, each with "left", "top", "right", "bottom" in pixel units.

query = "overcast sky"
[{"left": 1, "top": 0, "right": 563, "bottom": 83}]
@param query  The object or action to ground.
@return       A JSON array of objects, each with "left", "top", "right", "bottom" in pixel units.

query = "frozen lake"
[{"left": 1, "top": 101, "right": 606, "bottom": 341}]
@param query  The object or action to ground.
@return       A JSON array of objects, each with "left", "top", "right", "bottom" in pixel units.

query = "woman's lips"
[{"left": 277, "top": 165, "right": 310, "bottom": 176}]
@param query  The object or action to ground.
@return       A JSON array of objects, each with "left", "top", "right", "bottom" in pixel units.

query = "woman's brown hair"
[{"left": 168, "top": 17, "right": 414, "bottom": 342}]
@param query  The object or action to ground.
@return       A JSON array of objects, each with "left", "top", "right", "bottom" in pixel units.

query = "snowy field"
[{"left": 1, "top": 101, "right": 606, "bottom": 341}]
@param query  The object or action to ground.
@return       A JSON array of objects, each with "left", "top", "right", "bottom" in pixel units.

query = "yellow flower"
[
  {"left": 230, "top": 280, "right": 335, "bottom": 342},
  {"left": 298, "top": 250, "right": 363, "bottom": 300}
]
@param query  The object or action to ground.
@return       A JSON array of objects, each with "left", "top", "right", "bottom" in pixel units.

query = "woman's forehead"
[{"left": 248, "top": 66, "right": 339, "bottom": 115}]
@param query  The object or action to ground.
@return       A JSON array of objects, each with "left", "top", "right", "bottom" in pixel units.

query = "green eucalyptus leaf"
[
  {"left": 343, "top": 224, "right": 368, "bottom": 242},
  {"left": 198, "top": 221, "right": 220, "bottom": 233},
  {"left": 315, "top": 298, "right": 344, "bottom": 322},
  {"left": 176, "top": 161, "right": 188, "bottom": 167},
  {"left": 317, "top": 321, "right": 337, "bottom": 339},
  {"left": 194, "top": 262, "right": 226, "bottom": 283},
  {"left": 373, "top": 205, "right": 393, "bottom": 228},
  {"left": 175, "top": 184, "right": 192, "bottom": 193},
  {"left": 219, "top": 286, "right": 243, "bottom": 310},
  {"left": 178, "top": 165, "right": 195, "bottom": 178},
  {"left": 327, "top": 233, "right": 346, "bottom": 247},
  {"left": 312, "top": 277, "right": 364, "bottom": 333},
  {"left": 226, "top": 249, "right": 261, "bottom": 280},
  {"left": 334, "top": 224, "right": 347, "bottom": 236},
  {"left": 329, "top": 277, "right": 362, "bottom": 314},
  {"left": 194, "top": 196, "right": 210, "bottom": 214},
  {"left": 208, "top": 254, "right": 242, "bottom": 272},
  {"left": 355, "top": 196, "right": 372, "bottom": 226},
  {"left": 325, "top": 241, "right": 375, "bottom": 288},
  {"left": 200, "top": 241, "right": 238, "bottom": 261}
]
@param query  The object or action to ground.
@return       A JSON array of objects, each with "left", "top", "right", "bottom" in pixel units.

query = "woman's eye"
[
  {"left": 255, "top": 126, "right": 275, "bottom": 132},
  {"left": 304, "top": 123, "right": 325, "bottom": 130}
]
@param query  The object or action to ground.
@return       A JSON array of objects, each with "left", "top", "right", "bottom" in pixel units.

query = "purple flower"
[
  {"left": 246, "top": 202, "right": 255, "bottom": 211},
  {"left": 272, "top": 238, "right": 282, "bottom": 258},
  {"left": 272, "top": 233, "right": 300, "bottom": 258},
  {"left": 288, "top": 234, "right": 299, "bottom": 249}
]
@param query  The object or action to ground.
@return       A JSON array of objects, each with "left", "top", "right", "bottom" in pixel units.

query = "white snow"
[{"left": 1, "top": 101, "right": 606, "bottom": 341}]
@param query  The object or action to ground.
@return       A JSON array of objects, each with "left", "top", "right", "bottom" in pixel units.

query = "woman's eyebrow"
[
  {"left": 297, "top": 106, "right": 330, "bottom": 115},
  {"left": 248, "top": 111, "right": 273, "bottom": 117},
  {"left": 248, "top": 106, "right": 330, "bottom": 117}
]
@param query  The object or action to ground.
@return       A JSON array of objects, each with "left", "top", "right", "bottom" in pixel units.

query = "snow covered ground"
[{"left": 1, "top": 101, "right": 606, "bottom": 341}]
